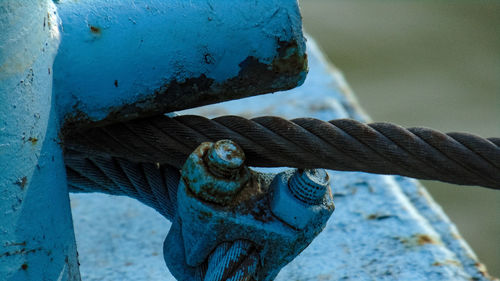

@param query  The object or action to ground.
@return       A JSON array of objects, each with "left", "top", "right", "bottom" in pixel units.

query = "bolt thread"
[
  {"left": 206, "top": 157, "right": 240, "bottom": 179},
  {"left": 205, "top": 140, "right": 245, "bottom": 180},
  {"left": 288, "top": 169, "right": 329, "bottom": 205}
]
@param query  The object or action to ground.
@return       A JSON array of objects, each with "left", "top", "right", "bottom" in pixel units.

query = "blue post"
[{"left": 0, "top": 1, "right": 80, "bottom": 280}]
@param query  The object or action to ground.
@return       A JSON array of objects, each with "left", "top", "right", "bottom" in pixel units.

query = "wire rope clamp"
[{"left": 164, "top": 140, "right": 335, "bottom": 280}]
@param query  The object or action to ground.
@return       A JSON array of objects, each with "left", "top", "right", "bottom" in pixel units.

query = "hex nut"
[
  {"left": 181, "top": 141, "right": 250, "bottom": 205},
  {"left": 270, "top": 170, "right": 334, "bottom": 230},
  {"left": 206, "top": 140, "right": 245, "bottom": 179}
]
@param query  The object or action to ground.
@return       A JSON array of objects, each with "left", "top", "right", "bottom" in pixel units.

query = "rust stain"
[
  {"left": 47, "top": 13, "right": 51, "bottom": 29},
  {"left": 0, "top": 247, "right": 43, "bottom": 258},
  {"left": 231, "top": 172, "right": 275, "bottom": 223},
  {"left": 396, "top": 234, "right": 441, "bottom": 248},
  {"left": 432, "top": 259, "right": 461, "bottom": 267},
  {"left": 20, "top": 263, "right": 28, "bottom": 270},
  {"left": 89, "top": 25, "right": 101, "bottom": 34},
  {"left": 474, "top": 262, "right": 491, "bottom": 277},
  {"left": 15, "top": 177, "right": 28, "bottom": 189},
  {"left": 28, "top": 137, "right": 38, "bottom": 145},
  {"left": 59, "top": 108, "right": 93, "bottom": 137},
  {"left": 60, "top": 39, "right": 307, "bottom": 134},
  {"left": 417, "top": 234, "right": 436, "bottom": 245}
]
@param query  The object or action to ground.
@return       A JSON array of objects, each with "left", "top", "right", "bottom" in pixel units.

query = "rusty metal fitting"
[
  {"left": 164, "top": 163, "right": 335, "bottom": 280},
  {"left": 181, "top": 140, "right": 250, "bottom": 205},
  {"left": 205, "top": 140, "right": 245, "bottom": 179},
  {"left": 270, "top": 169, "right": 334, "bottom": 230}
]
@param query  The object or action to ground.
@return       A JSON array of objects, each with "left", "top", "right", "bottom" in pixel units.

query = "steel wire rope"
[{"left": 64, "top": 115, "right": 500, "bottom": 189}]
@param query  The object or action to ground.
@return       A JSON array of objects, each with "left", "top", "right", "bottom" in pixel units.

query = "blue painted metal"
[
  {"left": 0, "top": 1, "right": 80, "bottom": 280},
  {"left": 164, "top": 141, "right": 334, "bottom": 280},
  {"left": 2, "top": 1, "right": 307, "bottom": 279},
  {"left": 70, "top": 38, "right": 494, "bottom": 280},
  {"left": 53, "top": 0, "right": 307, "bottom": 127}
]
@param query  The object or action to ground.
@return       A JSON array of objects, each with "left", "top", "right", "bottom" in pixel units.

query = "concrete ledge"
[{"left": 70, "top": 38, "right": 494, "bottom": 280}]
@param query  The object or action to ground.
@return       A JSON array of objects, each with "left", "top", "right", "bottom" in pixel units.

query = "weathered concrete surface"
[
  {"left": 53, "top": 0, "right": 307, "bottom": 131},
  {"left": 70, "top": 39, "right": 495, "bottom": 280},
  {"left": 0, "top": 1, "right": 80, "bottom": 280}
]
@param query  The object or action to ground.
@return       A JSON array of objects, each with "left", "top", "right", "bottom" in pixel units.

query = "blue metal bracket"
[{"left": 164, "top": 140, "right": 334, "bottom": 280}]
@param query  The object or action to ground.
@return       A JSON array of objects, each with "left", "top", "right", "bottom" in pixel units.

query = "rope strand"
[
  {"left": 64, "top": 115, "right": 500, "bottom": 189},
  {"left": 66, "top": 153, "right": 179, "bottom": 220}
]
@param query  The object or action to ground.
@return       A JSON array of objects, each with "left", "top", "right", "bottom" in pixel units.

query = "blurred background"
[{"left": 300, "top": 0, "right": 499, "bottom": 277}]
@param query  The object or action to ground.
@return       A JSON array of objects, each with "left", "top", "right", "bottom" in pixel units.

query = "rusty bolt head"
[
  {"left": 206, "top": 140, "right": 245, "bottom": 179},
  {"left": 181, "top": 140, "right": 250, "bottom": 205}
]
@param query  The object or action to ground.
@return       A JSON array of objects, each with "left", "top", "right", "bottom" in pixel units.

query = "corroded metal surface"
[
  {"left": 165, "top": 141, "right": 334, "bottom": 280},
  {"left": 53, "top": 0, "right": 307, "bottom": 131},
  {"left": 70, "top": 38, "right": 495, "bottom": 280},
  {"left": 181, "top": 141, "right": 250, "bottom": 205}
]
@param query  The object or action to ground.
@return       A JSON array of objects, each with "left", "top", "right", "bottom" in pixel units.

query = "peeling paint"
[
  {"left": 60, "top": 39, "right": 307, "bottom": 133},
  {"left": 396, "top": 234, "right": 442, "bottom": 248},
  {"left": 28, "top": 137, "right": 38, "bottom": 145},
  {"left": 89, "top": 25, "right": 101, "bottom": 34},
  {"left": 54, "top": 0, "right": 306, "bottom": 130},
  {"left": 417, "top": 234, "right": 438, "bottom": 245},
  {"left": 15, "top": 176, "right": 28, "bottom": 189}
]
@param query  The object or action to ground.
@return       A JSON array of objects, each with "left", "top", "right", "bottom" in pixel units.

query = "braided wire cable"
[
  {"left": 65, "top": 150, "right": 179, "bottom": 220},
  {"left": 64, "top": 115, "right": 500, "bottom": 189},
  {"left": 199, "top": 240, "right": 259, "bottom": 281}
]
